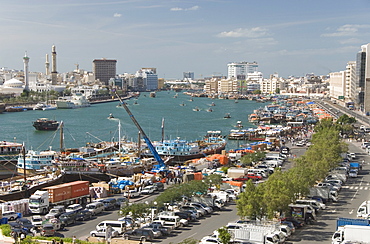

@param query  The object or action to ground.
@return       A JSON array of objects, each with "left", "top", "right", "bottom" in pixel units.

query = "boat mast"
[
  {"left": 118, "top": 120, "right": 121, "bottom": 155},
  {"left": 161, "top": 118, "right": 165, "bottom": 142},
  {"left": 22, "top": 143, "right": 26, "bottom": 182},
  {"left": 60, "top": 121, "right": 64, "bottom": 152}
]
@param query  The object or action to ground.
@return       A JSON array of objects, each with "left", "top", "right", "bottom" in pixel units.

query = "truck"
[
  {"left": 332, "top": 225, "right": 370, "bottom": 244},
  {"left": 29, "top": 181, "right": 90, "bottom": 214},
  {"left": 336, "top": 217, "right": 370, "bottom": 230},
  {"left": 191, "top": 195, "right": 224, "bottom": 211},
  {"left": 227, "top": 224, "right": 281, "bottom": 244},
  {"left": 308, "top": 186, "right": 338, "bottom": 203},
  {"left": 350, "top": 162, "right": 361, "bottom": 171},
  {"left": 288, "top": 204, "right": 316, "bottom": 224},
  {"left": 357, "top": 200, "right": 370, "bottom": 218}
]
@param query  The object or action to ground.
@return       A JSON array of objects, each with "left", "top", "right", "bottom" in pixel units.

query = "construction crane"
[{"left": 114, "top": 91, "right": 166, "bottom": 172}]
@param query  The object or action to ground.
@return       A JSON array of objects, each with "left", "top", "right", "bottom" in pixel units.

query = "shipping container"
[
  {"left": 45, "top": 185, "right": 72, "bottom": 203},
  {"left": 65, "top": 181, "right": 90, "bottom": 198}
]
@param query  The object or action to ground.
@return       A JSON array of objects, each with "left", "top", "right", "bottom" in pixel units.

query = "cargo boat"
[
  {"left": 142, "top": 131, "right": 226, "bottom": 162},
  {"left": 32, "top": 118, "right": 59, "bottom": 131}
]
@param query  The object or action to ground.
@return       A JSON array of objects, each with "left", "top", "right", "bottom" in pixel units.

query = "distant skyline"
[{"left": 0, "top": 0, "right": 370, "bottom": 79}]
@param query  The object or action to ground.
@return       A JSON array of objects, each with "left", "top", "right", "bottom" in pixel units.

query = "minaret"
[
  {"left": 51, "top": 45, "right": 57, "bottom": 85},
  {"left": 23, "top": 52, "right": 30, "bottom": 91},
  {"left": 45, "top": 54, "right": 50, "bottom": 76}
]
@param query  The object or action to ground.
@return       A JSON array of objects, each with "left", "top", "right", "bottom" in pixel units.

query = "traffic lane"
[{"left": 289, "top": 141, "right": 370, "bottom": 244}]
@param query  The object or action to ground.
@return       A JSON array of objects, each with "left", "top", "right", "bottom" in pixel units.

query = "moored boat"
[
  {"left": 32, "top": 118, "right": 59, "bottom": 131},
  {"left": 56, "top": 93, "right": 90, "bottom": 109},
  {"left": 142, "top": 132, "right": 227, "bottom": 162},
  {"left": 17, "top": 150, "right": 57, "bottom": 174}
]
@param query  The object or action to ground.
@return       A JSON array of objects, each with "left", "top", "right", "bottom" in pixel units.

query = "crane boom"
[{"left": 114, "top": 92, "right": 165, "bottom": 171}]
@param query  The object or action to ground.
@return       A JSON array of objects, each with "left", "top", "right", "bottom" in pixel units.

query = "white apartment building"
[
  {"left": 329, "top": 71, "right": 346, "bottom": 100},
  {"left": 227, "top": 62, "right": 258, "bottom": 80},
  {"left": 260, "top": 78, "right": 283, "bottom": 94},
  {"left": 345, "top": 61, "right": 357, "bottom": 103}
]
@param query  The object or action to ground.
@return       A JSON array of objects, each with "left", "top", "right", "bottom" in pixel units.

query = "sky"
[{"left": 0, "top": 0, "right": 370, "bottom": 80}]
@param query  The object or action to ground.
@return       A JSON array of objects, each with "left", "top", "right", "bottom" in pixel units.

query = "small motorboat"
[
  {"left": 207, "top": 108, "right": 213, "bottom": 112},
  {"left": 180, "top": 102, "right": 186, "bottom": 106},
  {"left": 108, "top": 113, "right": 115, "bottom": 119},
  {"left": 193, "top": 107, "right": 200, "bottom": 112},
  {"left": 224, "top": 113, "right": 231, "bottom": 119}
]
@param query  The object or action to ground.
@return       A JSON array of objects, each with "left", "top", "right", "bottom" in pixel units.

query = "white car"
[
  {"left": 2, "top": 211, "right": 18, "bottom": 221},
  {"left": 200, "top": 236, "right": 221, "bottom": 244},
  {"left": 349, "top": 169, "right": 358, "bottom": 178},
  {"left": 65, "top": 204, "right": 83, "bottom": 213},
  {"left": 90, "top": 228, "right": 119, "bottom": 238},
  {"left": 31, "top": 215, "right": 43, "bottom": 227},
  {"left": 123, "top": 189, "right": 141, "bottom": 198},
  {"left": 141, "top": 186, "right": 156, "bottom": 195}
]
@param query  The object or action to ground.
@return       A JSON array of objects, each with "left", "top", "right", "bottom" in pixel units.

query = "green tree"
[
  {"left": 236, "top": 180, "right": 266, "bottom": 219},
  {"left": 217, "top": 226, "right": 231, "bottom": 244}
]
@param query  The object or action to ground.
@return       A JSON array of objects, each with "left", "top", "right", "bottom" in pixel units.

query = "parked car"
[
  {"left": 3, "top": 211, "right": 19, "bottom": 221},
  {"left": 153, "top": 182, "right": 164, "bottom": 191},
  {"left": 100, "top": 198, "right": 117, "bottom": 210},
  {"left": 76, "top": 210, "right": 93, "bottom": 221},
  {"left": 31, "top": 215, "right": 43, "bottom": 228},
  {"left": 123, "top": 189, "right": 141, "bottom": 198},
  {"left": 142, "top": 223, "right": 171, "bottom": 236},
  {"left": 59, "top": 212, "right": 77, "bottom": 227},
  {"left": 349, "top": 169, "right": 358, "bottom": 178},
  {"left": 189, "top": 202, "right": 213, "bottom": 214},
  {"left": 124, "top": 228, "right": 155, "bottom": 242},
  {"left": 90, "top": 228, "right": 119, "bottom": 238},
  {"left": 141, "top": 186, "right": 156, "bottom": 194},
  {"left": 281, "top": 217, "right": 304, "bottom": 228},
  {"left": 16, "top": 218, "right": 36, "bottom": 232},
  {"left": 200, "top": 236, "right": 222, "bottom": 244},
  {"left": 45, "top": 206, "right": 65, "bottom": 219},
  {"left": 115, "top": 197, "right": 129, "bottom": 208},
  {"left": 233, "top": 173, "right": 262, "bottom": 181},
  {"left": 40, "top": 224, "right": 55, "bottom": 237},
  {"left": 8, "top": 223, "right": 29, "bottom": 239},
  {"left": 65, "top": 204, "right": 83, "bottom": 213}
]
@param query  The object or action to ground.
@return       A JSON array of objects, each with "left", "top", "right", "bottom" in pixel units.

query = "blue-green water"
[{"left": 0, "top": 91, "right": 266, "bottom": 151}]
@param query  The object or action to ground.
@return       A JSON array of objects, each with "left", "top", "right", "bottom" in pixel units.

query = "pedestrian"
[{"left": 72, "top": 236, "right": 77, "bottom": 244}]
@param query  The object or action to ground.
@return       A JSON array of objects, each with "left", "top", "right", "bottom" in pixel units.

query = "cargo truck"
[
  {"left": 29, "top": 181, "right": 90, "bottom": 214},
  {"left": 288, "top": 204, "right": 316, "bottom": 224},
  {"left": 230, "top": 229, "right": 279, "bottom": 244},
  {"left": 308, "top": 186, "right": 338, "bottom": 203},
  {"left": 332, "top": 225, "right": 370, "bottom": 244},
  {"left": 336, "top": 217, "right": 370, "bottom": 229}
]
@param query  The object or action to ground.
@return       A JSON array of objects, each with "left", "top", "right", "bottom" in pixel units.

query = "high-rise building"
[
  {"left": 227, "top": 62, "right": 258, "bottom": 80},
  {"left": 345, "top": 61, "right": 357, "bottom": 103},
  {"left": 93, "top": 59, "right": 117, "bottom": 85},
  {"left": 356, "top": 43, "right": 370, "bottom": 113},
  {"left": 183, "top": 72, "right": 194, "bottom": 80}
]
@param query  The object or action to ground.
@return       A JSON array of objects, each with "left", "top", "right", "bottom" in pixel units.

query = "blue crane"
[{"left": 114, "top": 92, "right": 166, "bottom": 172}]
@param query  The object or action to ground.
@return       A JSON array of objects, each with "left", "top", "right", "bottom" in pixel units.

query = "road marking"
[
  {"left": 187, "top": 233, "right": 197, "bottom": 238},
  {"left": 349, "top": 209, "right": 353, "bottom": 215}
]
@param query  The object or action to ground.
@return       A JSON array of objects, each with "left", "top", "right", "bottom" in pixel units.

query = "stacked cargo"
[{"left": 0, "top": 199, "right": 29, "bottom": 216}]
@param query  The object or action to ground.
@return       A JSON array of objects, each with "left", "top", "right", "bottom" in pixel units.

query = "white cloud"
[
  {"left": 339, "top": 38, "right": 362, "bottom": 44},
  {"left": 113, "top": 13, "right": 122, "bottom": 18},
  {"left": 322, "top": 24, "right": 370, "bottom": 37},
  {"left": 217, "top": 27, "right": 270, "bottom": 38},
  {"left": 170, "top": 7, "right": 183, "bottom": 11},
  {"left": 170, "top": 5, "right": 199, "bottom": 11}
]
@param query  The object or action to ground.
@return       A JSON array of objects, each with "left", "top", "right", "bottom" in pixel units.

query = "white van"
[
  {"left": 86, "top": 202, "right": 105, "bottom": 215},
  {"left": 96, "top": 221, "right": 126, "bottom": 234},
  {"left": 154, "top": 215, "right": 181, "bottom": 229}
]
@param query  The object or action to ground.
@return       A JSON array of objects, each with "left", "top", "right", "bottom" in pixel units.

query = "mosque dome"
[{"left": 3, "top": 78, "right": 24, "bottom": 88}]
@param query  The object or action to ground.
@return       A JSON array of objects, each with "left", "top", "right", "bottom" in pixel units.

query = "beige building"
[{"left": 329, "top": 71, "right": 346, "bottom": 101}]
